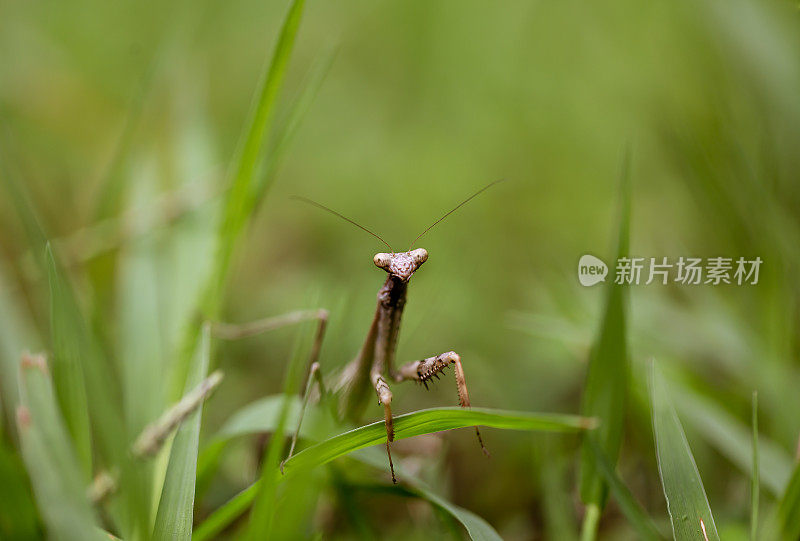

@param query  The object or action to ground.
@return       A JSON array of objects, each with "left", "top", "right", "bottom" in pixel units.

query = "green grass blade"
[
  {"left": 244, "top": 318, "right": 314, "bottom": 540},
  {"left": 194, "top": 439, "right": 226, "bottom": 506},
  {"left": 536, "top": 439, "right": 578, "bottom": 541},
  {"left": 171, "top": 0, "right": 308, "bottom": 400},
  {"left": 254, "top": 43, "right": 338, "bottom": 201},
  {"left": 405, "top": 483, "right": 501, "bottom": 541},
  {"left": 283, "top": 407, "right": 595, "bottom": 478},
  {"left": 46, "top": 245, "right": 148, "bottom": 538},
  {"left": 0, "top": 433, "right": 40, "bottom": 538},
  {"left": 326, "top": 470, "right": 378, "bottom": 538},
  {"left": 674, "top": 383, "right": 791, "bottom": 496},
  {"left": 0, "top": 265, "right": 40, "bottom": 436},
  {"left": 0, "top": 152, "right": 49, "bottom": 273},
  {"left": 586, "top": 437, "right": 664, "bottom": 540},
  {"left": 215, "top": 393, "right": 334, "bottom": 443},
  {"left": 207, "top": 0, "right": 307, "bottom": 307},
  {"left": 114, "top": 183, "right": 168, "bottom": 530},
  {"left": 152, "top": 324, "right": 212, "bottom": 540},
  {"left": 117, "top": 184, "right": 166, "bottom": 437},
  {"left": 195, "top": 407, "right": 593, "bottom": 538},
  {"left": 338, "top": 448, "right": 504, "bottom": 541},
  {"left": 579, "top": 151, "right": 631, "bottom": 537},
  {"left": 90, "top": 56, "right": 160, "bottom": 223},
  {"left": 46, "top": 244, "right": 93, "bottom": 477},
  {"left": 195, "top": 394, "right": 329, "bottom": 506},
  {"left": 216, "top": 395, "right": 303, "bottom": 440},
  {"left": 193, "top": 483, "right": 258, "bottom": 541},
  {"left": 751, "top": 391, "right": 758, "bottom": 541},
  {"left": 650, "top": 362, "right": 719, "bottom": 541},
  {"left": 16, "top": 354, "right": 105, "bottom": 541},
  {"left": 774, "top": 462, "right": 800, "bottom": 540}
]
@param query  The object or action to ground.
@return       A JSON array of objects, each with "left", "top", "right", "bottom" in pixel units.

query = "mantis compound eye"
[
  {"left": 410, "top": 248, "right": 428, "bottom": 265},
  {"left": 374, "top": 253, "right": 392, "bottom": 269}
]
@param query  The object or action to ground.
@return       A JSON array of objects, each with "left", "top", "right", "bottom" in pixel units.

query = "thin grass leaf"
[
  {"left": 536, "top": 439, "right": 578, "bottom": 541},
  {"left": 46, "top": 244, "right": 93, "bottom": 477},
  {"left": 245, "top": 318, "right": 314, "bottom": 540},
  {"left": 16, "top": 353, "right": 105, "bottom": 541},
  {"left": 171, "top": 0, "right": 308, "bottom": 401},
  {"left": 195, "top": 407, "right": 592, "bottom": 539},
  {"left": 217, "top": 393, "right": 334, "bottom": 442},
  {"left": 113, "top": 182, "right": 166, "bottom": 530},
  {"left": 0, "top": 150, "right": 49, "bottom": 273},
  {"left": 197, "top": 444, "right": 507, "bottom": 541},
  {"left": 194, "top": 394, "right": 329, "bottom": 507},
  {"left": 267, "top": 467, "right": 325, "bottom": 541},
  {"left": 751, "top": 391, "right": 758, "bottom": 541},
  {"left": 579, "top": 151, "right": 631, "bottom": 539},
  {"left": 254, "top": 43, "right": 338, "bottom": 201},
  {"left": 193, "top": 483, "right": 258, "bottom": 541},
  {"left": 327, "top": 468, "right": 379, "bottom": 539},
  {"left": 284, "top": 407, "right": 595, "bottom": 478},
  {"left": 216, "top": 395, "right": 303, "bottom": 440},
  {"left": 674, "top": 383, "right": 791, "bottom": 496},
  {"left": 328, "top": 450, "right": 504, "bottom": 541},
  {"left": 194, "top": 439, "right": 226, "bottom": 506},
  {"left": 117, "top": 180, "right": 167, "bottom": 438},
  {"left": 209, "top": 0, "right": 307, "bottom": 303},
  {"left": 91, "top": 55, "right": 159, "bottom": 223},
  {"left": 586, "top": 437, "right": 664, "bottom": 540},
  {"left": 0, "top": 265, "right": 39, "bottom": 435},
  {"left": 774, "top": 463, "right": 800, "bottom": 541},
  {"left": 0, "top": 432, "right": 40, "bottom": 538},
  {"left": 152, "top": 324, "right": 213, "bottom": 540},
  {"left": 650, "top": 361, "right": 719, "bottom": 541},
  {"left": 407, "top": 483, "right": 501, "bottom": 541},
  {"left": 46, "top": 244, "right": 149, "bottom": 538}
]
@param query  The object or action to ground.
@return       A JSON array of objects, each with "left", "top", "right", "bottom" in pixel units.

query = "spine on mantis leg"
[{"left": 396, "top": 351, "right": 491, "bottom": 457}]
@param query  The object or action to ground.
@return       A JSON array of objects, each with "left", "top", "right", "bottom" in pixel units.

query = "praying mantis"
[{"left": 215, "top": 180, "right": 502, "bottom": 483}]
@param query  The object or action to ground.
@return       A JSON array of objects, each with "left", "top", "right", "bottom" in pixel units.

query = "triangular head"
[{"left": 373, "top": 249, "right": 428, "bottom": 282}]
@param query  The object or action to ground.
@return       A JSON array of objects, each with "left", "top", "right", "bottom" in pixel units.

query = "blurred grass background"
[{"left": 1, "top": 0, "right": 800, "bottom": 539}]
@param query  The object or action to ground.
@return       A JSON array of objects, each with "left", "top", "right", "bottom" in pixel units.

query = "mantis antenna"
[
  {"left": 408, "top": 178, "right": 506, "bottom": 249},
  {"left": 291, "top": 195, "right": 395, "bottom": 253}
]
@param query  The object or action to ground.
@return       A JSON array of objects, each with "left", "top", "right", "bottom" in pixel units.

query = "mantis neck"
[{"left": 375, "top": 275, "right": 408, "bottom": 375}]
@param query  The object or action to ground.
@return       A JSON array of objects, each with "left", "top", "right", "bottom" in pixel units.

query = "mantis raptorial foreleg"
[
  {"left": 395, "top": 351, "right": 489, "bottom": 456},
  {"left": 367, "top": 351, "right": 489, "bottom": 484}
]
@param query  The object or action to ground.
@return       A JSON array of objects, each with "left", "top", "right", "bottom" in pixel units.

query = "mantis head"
[{"left": 373, "top": 249, "right": 428, "bottom": 281}]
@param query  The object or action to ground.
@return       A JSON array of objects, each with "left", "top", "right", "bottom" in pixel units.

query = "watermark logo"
[
  {"left": 578, "top": 255, "right": 762, "bottom": 286},
  {"left": 578, "top": 254, "right": 608, "bottom": 287}
]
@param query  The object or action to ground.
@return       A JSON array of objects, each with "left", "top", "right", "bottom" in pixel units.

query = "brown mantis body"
[
  {"left": 330, "top": 247, "right": 488, "bottom": 482},
  {"left": 280, "top": 182, "right": 500, "bottom": 482}
]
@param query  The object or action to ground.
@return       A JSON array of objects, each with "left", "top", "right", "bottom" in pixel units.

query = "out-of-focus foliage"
[{"left": 1, "top": 0, "right": 800, "bottom": 538}]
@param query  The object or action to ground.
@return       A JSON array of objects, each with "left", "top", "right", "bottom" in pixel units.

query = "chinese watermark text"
[{"left": 578, "top": 255, "right": 762, "bottom": 287}]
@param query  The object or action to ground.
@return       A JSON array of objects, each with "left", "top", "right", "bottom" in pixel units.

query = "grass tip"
[
  {"left": 86, "top": 470, "right": 117, "bottom": 504},
  {"left": 582, "top": 416, "right": 601, "bottom": 430},
  {"left": 133, "top": 370, "right": 224, "bottom": 457},
  {"left": 21, "top": 351, "right": 48, "bottom": 374},
  {"left": 16, "top": 405, "right": 31, "bottom": 430}
]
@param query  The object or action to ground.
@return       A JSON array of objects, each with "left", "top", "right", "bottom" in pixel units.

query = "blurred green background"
[{"left": 2, "top": 0, "right": 800, "bottom": 539}]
